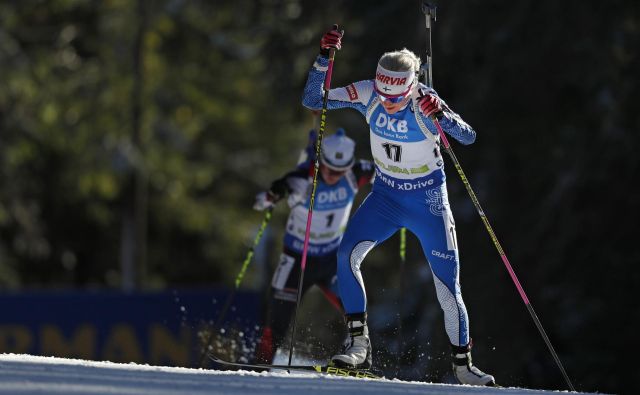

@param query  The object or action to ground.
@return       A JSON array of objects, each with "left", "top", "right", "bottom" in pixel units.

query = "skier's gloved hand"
[
  {"left": 418, "top": 93, "right": 444, "bottom": 119},
  {"left": 253, "top": 191, "right": 276, "bottom": 211},
  {"left": 320, "top": 24, "right": 343, "bottom": 57},
  {"left": 269, "top": 178, "right": 288, "bottom": 201}
]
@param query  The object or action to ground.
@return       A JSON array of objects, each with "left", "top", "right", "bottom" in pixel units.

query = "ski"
[{"left": 208, "top": 355, "right": 381, "bottom": 379}]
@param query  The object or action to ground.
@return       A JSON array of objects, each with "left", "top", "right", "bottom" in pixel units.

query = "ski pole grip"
[
  {"left": 324, "top": 25, "right": 343, "bottom": 90},
  {"left": 325, "top": 49, "right": 336, "bottom": 91},
  {"left": 421, "top": 1, "right": 437, "bottom": 20}
]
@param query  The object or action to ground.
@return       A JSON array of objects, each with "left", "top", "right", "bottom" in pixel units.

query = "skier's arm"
[
  {"left": 271, "top": 168, "right": 309, "bottom": 199},
  {"left": 416, "top": 86, "right": 476, "bottom": 145},
  {"left": 301, "top": 25, "right": 369, "bottom": 113},
  {"left": 253, "top": 168, "right": 308, "bottom": 211},
  {"left": 301, "top": 55, "right": 372, "bottom": 116},
  {"left": 281, "top": 166, "right": 312, "bottom": 208}
]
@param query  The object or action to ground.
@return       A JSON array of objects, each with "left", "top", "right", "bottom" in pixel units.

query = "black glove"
[{"left": 268, "top": 178, "right": 289, "bottom": 202}]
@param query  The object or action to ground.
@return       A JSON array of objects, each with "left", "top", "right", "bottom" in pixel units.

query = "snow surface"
[{"left": 0, "top": 354, "right": 597, "bottom": 395}]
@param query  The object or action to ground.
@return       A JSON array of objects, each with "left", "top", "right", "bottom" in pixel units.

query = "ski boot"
[
  {"left": 452, "top": 343, "right": 496, "bottom": 386},
  {"left": 331, "top": 313, "right": 372, "bottom": 369}
]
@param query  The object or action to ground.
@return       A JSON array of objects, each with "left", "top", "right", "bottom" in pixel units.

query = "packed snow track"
[{"left": 0, "top": 354, "right": 597, "bottom": 395}]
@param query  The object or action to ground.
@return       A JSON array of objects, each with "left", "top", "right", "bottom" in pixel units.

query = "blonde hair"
[{"left": 378, "top": 48, "right": 421, "bottom": 73}]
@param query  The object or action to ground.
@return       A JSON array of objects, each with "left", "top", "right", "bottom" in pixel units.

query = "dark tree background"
[{"left": 1, "top": 1, "right": 637, "bottom": 394}]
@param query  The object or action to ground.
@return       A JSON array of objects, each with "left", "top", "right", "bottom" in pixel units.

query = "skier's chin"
[
  {"left": 383, "top": 106, "right": 401, "bottom": 115},
  {"left": 381, "top": 100, "right": 407, "bottom": 115}
]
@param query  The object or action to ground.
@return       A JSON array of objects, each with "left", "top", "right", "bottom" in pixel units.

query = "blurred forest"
[{"left": 0, "top": 1, "right": 638, "bottom": 394}]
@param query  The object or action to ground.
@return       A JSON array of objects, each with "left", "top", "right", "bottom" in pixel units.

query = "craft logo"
[{"left": 432, "top": 249, "right": 456, "bottom": 261}]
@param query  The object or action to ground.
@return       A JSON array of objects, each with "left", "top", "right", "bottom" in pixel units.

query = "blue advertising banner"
[{"left": 0, "top": 289, "right": 262, "bottom": 367}]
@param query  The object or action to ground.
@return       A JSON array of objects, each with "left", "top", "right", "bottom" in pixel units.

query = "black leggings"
[{"left": 254, "top": 249, "right": 342, "bottom": 363}]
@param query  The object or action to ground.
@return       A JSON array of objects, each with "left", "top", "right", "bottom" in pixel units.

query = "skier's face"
[
  {"left": 320, "top": 164, "right": 346, "bottom": 185},
  {"left": 381, "top": 96, "right": 410, "bottom": 114}
]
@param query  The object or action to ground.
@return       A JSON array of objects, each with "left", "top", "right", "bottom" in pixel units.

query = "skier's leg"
[
  {"left": 311, "top": 254, "right": 346, "bottom": 352},
  {"left": 316, "top": 253, "right": 343, "bottom": 313},
  {"left": 332, "top": 191, "right": 400, "bottom": 369},
  {"left": 318, "top": 284, "right": 343, "bottom": 313},
  {"left": 337, "top": 192, "right": 400, "bottom": 314},
  {"left": 409, "top": 184, "right": 494, "bottom": 385},
  {"left": 254, "top": 251, "right": 311, "bottom": 363},
  {"left": 254, "top": 295, "right": 294, "bottom": 364},
  {"left": 408, "top": 184, "right": 469, "bottom": 346}
]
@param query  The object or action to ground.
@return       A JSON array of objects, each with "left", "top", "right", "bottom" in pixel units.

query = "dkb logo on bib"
[
  {"left": 375, "top": 113, "right": 408, "bottom": 133},
  {"left": 317, "top": 187, "right": 348, "bottom": 204}
]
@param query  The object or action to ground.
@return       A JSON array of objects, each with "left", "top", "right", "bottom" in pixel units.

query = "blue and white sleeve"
[
  {"left": 416, "top": 86, "right": 476, "bottom": 145},
  {"left": 302, "top": 55, "right": 372, "bottom": 116}
]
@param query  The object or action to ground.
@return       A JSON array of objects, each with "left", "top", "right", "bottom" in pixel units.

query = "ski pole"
[
  {"left": 420, "top": 1, "right": 436, "bottom": 88},
  {"left": 396, "top": 1, "right": 433, "bottom": 372},
  {"left": 434, "top": 119, "right": 575, "bottom": 391},
  {"left": 418, "top": 2, "right": 575, "bottom": 391},
  {"left": 395, "top": 227, "right": 407, "bottom": 374},
  {"left": 287, "top": 28, "right": 341, "bottom": 366},
  {"left": 198, "top": 207, "right": 273, "bottom": 367}
]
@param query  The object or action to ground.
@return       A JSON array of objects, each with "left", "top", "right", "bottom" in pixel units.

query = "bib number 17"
[{"left": 382, "top": 143, "right": 402, "bottom": 162}]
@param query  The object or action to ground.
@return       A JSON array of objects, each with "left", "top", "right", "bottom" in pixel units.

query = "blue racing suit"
[
  {"left": 302, "top": 54, "right": 476, "bottom": 347},
  {"left": 253, "top": 159, "right": 375, "bottom": 364}
]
